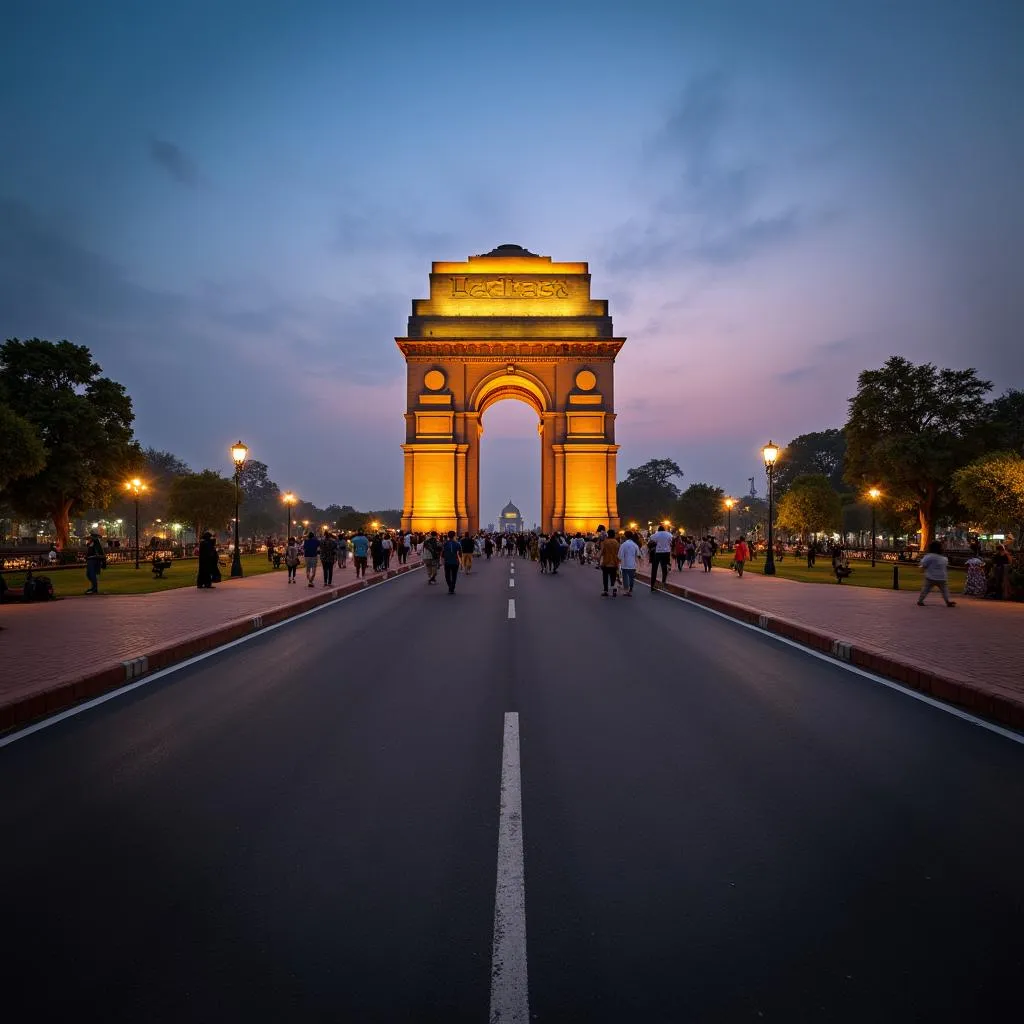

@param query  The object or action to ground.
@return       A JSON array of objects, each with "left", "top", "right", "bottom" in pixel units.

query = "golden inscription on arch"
[{"left": 449, "top": 276, "right": 570, "bottom": 299}]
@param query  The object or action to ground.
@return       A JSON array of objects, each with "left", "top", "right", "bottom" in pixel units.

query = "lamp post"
[
  {"left": 868, "top": 487, "right": 881, "bottom": 567},
  {"left": 230, "top": 441, "right": 248, "bottom": 577},
  {"left": 124, "top": 477, "right": 147, "bottom": 569},
  {"left": 725, "top": 497, "right": 735, "bottom": 547},
  {"left": 282, "top": 491, "right": 297, "bottom": 538},
  {"left": 763, "top": 441, "right": 779, "bottom": 576}
]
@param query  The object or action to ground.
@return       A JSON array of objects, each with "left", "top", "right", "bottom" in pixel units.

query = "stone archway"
[{"left": 397, "top": 244, "right": 626, "bottom": 535}]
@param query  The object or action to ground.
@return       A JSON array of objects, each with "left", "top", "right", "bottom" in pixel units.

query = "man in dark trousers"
[{"left": 442, "top": 531, "right": 462, "bottom": 594}]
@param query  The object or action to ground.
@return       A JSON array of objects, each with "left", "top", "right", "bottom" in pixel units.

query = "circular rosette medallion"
[
  {"left": 423, "top": 369, "right": 446, "bottom": 391},
  {"left": 574, "top": 369, "right": 597, "bottom": 391}
]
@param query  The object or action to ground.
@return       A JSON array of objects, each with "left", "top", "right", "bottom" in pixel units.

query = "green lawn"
[
  {"left": 710, "top": 553, "right": 964, "bottom": 591},
  {"left": 3, "top": 553, "right": 279, "bottom": 598}
]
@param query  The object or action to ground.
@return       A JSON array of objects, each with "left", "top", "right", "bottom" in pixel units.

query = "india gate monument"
[{"left": 397, "top": 244, "right": 625, "bottom": 535}]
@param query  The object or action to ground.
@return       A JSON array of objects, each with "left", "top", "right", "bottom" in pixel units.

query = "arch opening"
[{"left": 479, "top": 394, "right": 541, "bottom": 532}]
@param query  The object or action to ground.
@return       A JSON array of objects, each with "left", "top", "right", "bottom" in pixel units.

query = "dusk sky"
[{"left": 3, "top": 1, "right": 1022, "bottom": 525}]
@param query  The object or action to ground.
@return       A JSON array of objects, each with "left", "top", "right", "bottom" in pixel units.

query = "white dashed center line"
[{"left": 489, "top": 712, "right": 529, "bottom": 1022}]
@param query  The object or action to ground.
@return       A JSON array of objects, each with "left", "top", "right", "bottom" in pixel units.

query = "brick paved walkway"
[
  {"left": 0, "top": 558, "right": 419, "bottom": 711},
  {"left": 652, "top": 563, "right": 1024, "bottom": 703}
]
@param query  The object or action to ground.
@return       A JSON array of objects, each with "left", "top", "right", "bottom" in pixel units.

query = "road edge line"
[{"left": 641, "top": 578, "right": 1024, "bottom": 745}]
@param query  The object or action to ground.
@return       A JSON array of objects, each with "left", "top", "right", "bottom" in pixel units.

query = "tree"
[
  {"left": 617, "top": 458, "right": 684, "bottom": 525},
  {"left": 775, "top": 474, "right": 843, "bottom": 539},
  {"left": 239, "top": 460, "right": 280, "bottom": 503},
  {"left": 675, "top": 483, "right": 725, "bottom": 535},
  {"left": 985, "top": 389, "right": 1024, "bottom": 456},
  {"left": 775, "top": 429, "right": 846, "bottom": 493},
  {"left": 0, "top": 338, "right": 138, "bottom": 546},
  {"left": 953, "top": 452, "right": 1024, "bottom": 542},
  {"left": 100, "top": 447, "right": 192, "bottom": 524},
  {"left": 844, "top": 356, "right": 991, "bottom": 551},
  {"left": 0, "top": 405, "right": 46, "bottom": 490},
  {"left": 167, "top": 471, "right": 236, "bottom": 539}
]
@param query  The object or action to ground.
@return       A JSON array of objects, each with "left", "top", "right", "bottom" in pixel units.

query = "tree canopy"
[
  {"left": 0, "top": 404, "right": 46, "bottom": 490},
  {"left": 0, "top": 338, "right": 138, "bottom": 546},
  {"left": 617, "top": 458, "right": 683, "bottom": 525},
  {"left": 984, "top": 389, "right": 1024, "bottom": 456},
  {"left": 674, "top": 482, "right": 725, "bottom": 535},
  {"left": 167, "top": 471, "right": 236, "bottom": 539},
  {"left": 952, "top": 452, "right": 1024, "bottom": 540},
  {"left": 775, "top": 429, "right": 846, "bottom": 493},
  {"left": 775, "top": 474, "right": 843, "bottom": 538},
  {"left": 843, "top": 356, "right": 990, "bottom": 551}
]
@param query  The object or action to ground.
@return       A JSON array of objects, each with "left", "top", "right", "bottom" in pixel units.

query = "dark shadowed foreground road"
[{"left": 2, "top": 557, "right": 1022, "bottom": 1022}]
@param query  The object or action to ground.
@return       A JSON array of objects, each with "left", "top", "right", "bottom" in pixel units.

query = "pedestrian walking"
[
  {"left": 284, "top": 536, "right": 300, "bottom": 583},
  {"left": 733, "top": 535, "right": 750, "bottom": 577},
  {"left": 442, "top": 530, "right": 462, "bottom": 594},
  {"left": 197, "top": 531, "right": 219, "bottom": 589},
  {"left": 649, "top": 523, "right": 673, "bottom": 591},
  {"left": 619, "top": 530, "right": 640, "bottom": 595},
  {"left": 460, "top": 532, "right": 475, "bottom": 573},
  {"left": 918, "top": 540, "right": 957, "bottom": 607},
  {"left": 352, "top": 529, "right": 369, "bottom": 578},
  {"left": 600, "top": 528, "right": 620, "bottom": 597},
  {"left": 422, "top": 530, "right": 441, "bottom": 584},
  {"left": 699, "top": 536, "right": 714, "bottom": 573},
  {"left": 84, "top": 530, "right": 105, "bottom": 594},
  {"left": 302, "top": 531, "right": 320, "bottom": 587},
  {"left": 337, "top": 534, "right": 349, "bottom": 570},
  {"left": 320, "top": 532, "right": 338, "bottom": 586},
  {"left": 673, "top": 532, "right": 686, "bottom": 571}
]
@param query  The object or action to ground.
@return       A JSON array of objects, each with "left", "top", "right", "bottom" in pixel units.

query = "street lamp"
[
  {"left": 282, "top": 492, "right": 297, "bottom": 538},
  {"left": 124, "top": 477, "right": 148, "bottom": 569},
  {"left": 763, "top": 441, "right": 779, "bottom": 576},
  {"left": 230, "top": 440, "right": 248, "bottom": 577},
  {"left": 724, "top": 497, "right": 735, "bottom": 546},
  {"left": 867, "top": 487, "right": 882, "bottom": 567}
]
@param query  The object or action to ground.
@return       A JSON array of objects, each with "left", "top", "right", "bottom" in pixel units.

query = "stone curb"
[
  {"left": 656, "top": 579, "right": 1024, "bottom": 732},
  {"left": 0, "top": 564, "right": 420, "bottom": 734}
]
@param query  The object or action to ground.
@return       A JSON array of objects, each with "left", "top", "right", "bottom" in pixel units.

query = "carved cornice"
[{"left": 396, "top": 338, "right": 626, "bottom": 359}]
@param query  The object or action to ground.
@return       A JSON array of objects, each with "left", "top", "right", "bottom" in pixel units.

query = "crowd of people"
[{"left": 227, "top": 525, "right": 1019, "bottom": 606}]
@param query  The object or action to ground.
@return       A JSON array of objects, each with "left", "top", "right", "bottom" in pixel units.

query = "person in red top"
[{"left": 733, "top": 535, "right": 750, "bottom": 577}]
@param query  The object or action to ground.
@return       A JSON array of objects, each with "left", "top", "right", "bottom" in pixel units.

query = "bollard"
[{"left": 893, "top": 564, "right": 899, "bottom": 590}]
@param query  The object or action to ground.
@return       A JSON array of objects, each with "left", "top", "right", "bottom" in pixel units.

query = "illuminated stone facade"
[{"left": 397, "top": 244, "right": 625, "bottom": 535}]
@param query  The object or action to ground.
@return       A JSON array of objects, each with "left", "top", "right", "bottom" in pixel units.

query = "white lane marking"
[
  {"left": 638, "top": 580, "right": 1024, "bottom": 746},
  {"left": 509, "top": 578, "right": 515, "bottom": 588},
  {"left": 0, "top": 569, "right": 422, "bottom": 749},
  {"left": 490, "top": 712, "right": 529, "bottom": 1023},
  {"left": 510, "top": 566, "right": 515, "bottom": 575},
  {"left": 508, "top": 599, "right": 516, "bottom": 619}
]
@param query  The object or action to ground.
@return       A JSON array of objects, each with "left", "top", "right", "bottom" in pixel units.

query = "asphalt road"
[{"left": 2, "top": 555, "right": 1022, "bottom": 1022}]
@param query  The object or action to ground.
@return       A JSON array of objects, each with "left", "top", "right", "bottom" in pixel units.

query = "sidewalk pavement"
[
  {"left": 0, "top": 557, "right": 421, "bottom": 731},
  {"left": 649, "top": 562, "right": 1024, "bottom": 729}
]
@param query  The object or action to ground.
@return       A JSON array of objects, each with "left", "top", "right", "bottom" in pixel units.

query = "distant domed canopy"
[
  {"left": 479, "top": 243, "right": 539, "bottom": 257},
  {"left": 502, "top": 500, "right": 521, "bottom": 515}
]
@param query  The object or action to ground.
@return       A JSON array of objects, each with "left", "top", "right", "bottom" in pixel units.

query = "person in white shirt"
[
  {"left": 649, "top": 525, "right": 674, "bottom": 591},
  {"left": 918, "top": 540, "right": 956, "bottom": 607},
  {"left": 618, "top": 531, "right": 641, "bottom": 595}
]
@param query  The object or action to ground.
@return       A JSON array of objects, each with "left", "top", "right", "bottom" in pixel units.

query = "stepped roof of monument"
[{"left": 479, "top": 243, "right": 539, "bottom": 257}]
